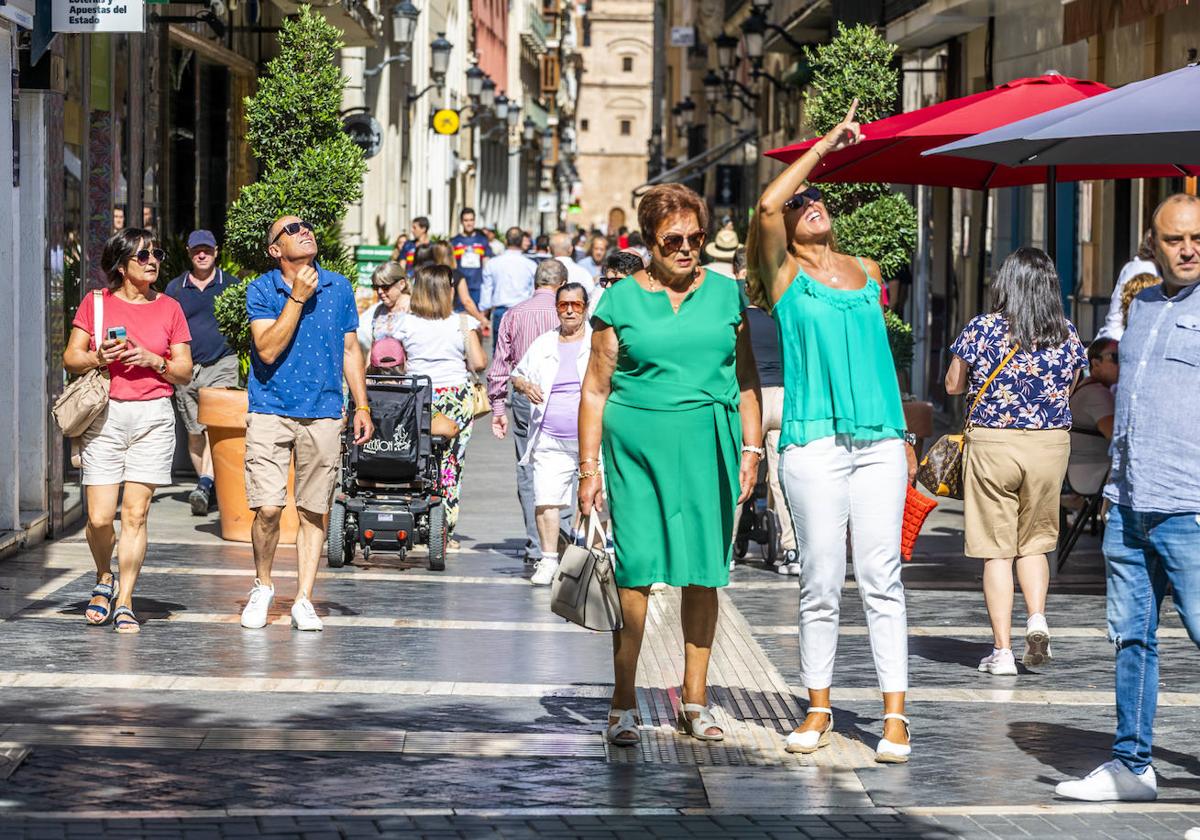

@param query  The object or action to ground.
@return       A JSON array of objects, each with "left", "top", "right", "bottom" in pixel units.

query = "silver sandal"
[
  {"left": 606, "top": 708, "right": 641, "bottom": 747},
  {"left": 676, "top": 703, "right": 725, "bottom": 742}
]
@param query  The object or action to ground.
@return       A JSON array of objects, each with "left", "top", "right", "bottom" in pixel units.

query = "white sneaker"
[
  {"left": 1055, "top": 760, "right": 1157, "bottom": 802},
  {"left": 240, "top": 579, "right": 274, "bottom": 629},
  {"left": 787, "top": 562, "right": 801, "bottom": 576},
  {"left": 290, "top": 596, "right": 324, "bottom": 631},
  {"left": 978, "top": 648, "right": 1018, "bottom": 676},
  {"left": 777, "top": 550, "right": 797, "bottom": 576},
  {"left": 530, "top": 557, "right": 559, "bottom": 586},
  {"left": 1024, "top": 613, "right": 1053, "bottom": 667},
  {"left": 1183, "top": 828, "right": 1200, "bottom": 840}
]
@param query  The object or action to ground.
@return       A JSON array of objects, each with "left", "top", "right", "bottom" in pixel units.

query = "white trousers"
[{"left": 779, "top": 436, "right": 909, "bottom": 693}]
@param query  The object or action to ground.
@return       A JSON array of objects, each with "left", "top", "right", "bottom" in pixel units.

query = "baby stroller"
[
  {"left": 733, "top": 455, "right": 781, "bottom": 567},
  {"left": 327, "top": 374, "right": 453, "bottom": 570}
]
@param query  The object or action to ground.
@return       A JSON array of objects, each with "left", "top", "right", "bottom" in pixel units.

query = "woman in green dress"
[{"left": 578, "top": 183, "right": 764, "bottom": 747}]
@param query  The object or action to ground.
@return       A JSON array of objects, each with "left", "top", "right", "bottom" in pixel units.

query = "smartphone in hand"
[{"left": 106, "top": 326, "right": 127, "bottom": 343}]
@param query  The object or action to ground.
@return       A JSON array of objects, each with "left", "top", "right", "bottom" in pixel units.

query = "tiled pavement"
[{"left": 0, "top": 427, "right": 1198, "bottom": 839}]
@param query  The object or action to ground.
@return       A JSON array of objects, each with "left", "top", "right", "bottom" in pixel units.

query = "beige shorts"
[
  {"left": 963, "top": 427, "right": 1070, "bottom": 558},
  {"left": 173, "top": 355, "right": 240, "bottom": 435},
  {"left": 244, "top": 413, "right": 344, "bottom": 514},
  {"left": 81, "top": 397, "right": 176, "bottom": 486}
]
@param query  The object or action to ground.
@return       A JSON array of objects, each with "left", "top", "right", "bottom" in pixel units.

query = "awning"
[
  {"left": 632, "top": 130, "right": 755, "bottom": 201},
  {"left": 271, "top": 0, "right": 381, "bottom": 48}
]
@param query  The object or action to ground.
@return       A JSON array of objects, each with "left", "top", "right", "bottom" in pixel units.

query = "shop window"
[{"left": 620, "top": 120, "right": 631, "bottom": 136}]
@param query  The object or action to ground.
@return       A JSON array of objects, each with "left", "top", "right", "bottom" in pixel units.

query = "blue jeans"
[
  {"left": 1105, "top": 504, "right": 1200, "bottom": 771},
  {"left": 490, "top": 305, "right": 509, "bottom": 349}
]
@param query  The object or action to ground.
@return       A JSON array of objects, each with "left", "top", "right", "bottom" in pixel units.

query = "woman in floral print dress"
[{"left": 945, "top": 247, "right": 1087, "bottom": 677}]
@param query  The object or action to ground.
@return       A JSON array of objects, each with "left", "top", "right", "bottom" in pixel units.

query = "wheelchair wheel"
[
  {"left": 327, "top": 501, "right": 354, "bottom": 568},
  {"left": 763, "top": 512, "right": 780, "bottom": 567},
  {"left": 427, "top": 503, "right": 447, "bottom": 571}
]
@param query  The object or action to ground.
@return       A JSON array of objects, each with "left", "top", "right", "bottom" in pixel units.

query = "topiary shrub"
[
  {"left": 215, "top": 4, "right": 366, "bottom": 376},
  {"left": 803, "top": 24, "right": 918, "bottom": 282}
]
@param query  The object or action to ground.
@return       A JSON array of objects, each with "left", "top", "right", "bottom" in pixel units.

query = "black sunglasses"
[
  {"left": 133, "top": 248, "right": 166, "bottom": 264},
  {"left": 373, "top": 280, "right": 401, "bottom": 291},
  {"left": 270, "top": 220, "right": 315, "bottom": 246},
  {"left": 784, "top": 186, "right": 823, "bottom": 211}
]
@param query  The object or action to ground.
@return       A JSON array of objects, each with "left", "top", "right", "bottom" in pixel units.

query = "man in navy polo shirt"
[
  {"left": 450, "top": 207, "right": 489, "bottom": 308},
  {"left": 239, "top": 215, "right": 374, "bottom": 633},
  {"left": 165, "top": 230, "right": 239, "bottom": 516}
]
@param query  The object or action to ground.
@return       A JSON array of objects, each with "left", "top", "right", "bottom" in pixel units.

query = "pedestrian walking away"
[
  {"left": 579, "top": 182, "right": 763, "bottom": 748},
  {"left": 550, "top": 231, "right": 596, "bottom": 296},
  {"left": 945, "top": 247, "right": 1086, "bottom": 676},
  {"left": 488, "top": 259, "right": 569, "bottom": 563},
  {"left": 164, "top": 229, "right": 239, "bottom": 516},
  {"left": 1056, "top": 193, "right": 1200, "bottom": 804},
  {"left": 430, "top": 241, "right": 491, "bottom": 335},
  {"left": 510, "top": 282, "right": 592, "bottom": 586},
  {"left": 394, "top": 263, "right": 487, "bottom": 546},
  {"left": 480, "top": 227, "right": 538, "bottom": 342},
  {"left": 752, "top": 100, "right": 918, "bottom": 763},
  {"left": 63, "top": 228, "right": 194, "bottom": 633},
  {"left": 241, "top": 215, "right": 374, "bottom": 633},
  {"left": 450, "top": 207, "right": 490, "bottom": 308}
]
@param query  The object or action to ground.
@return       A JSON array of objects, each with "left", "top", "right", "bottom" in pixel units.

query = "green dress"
[
  {"left": 773, "top": 261, "right": 907, "bottom": 449},
  {"left": 590, "top": 269, "right": 746, "bottom": 588}
]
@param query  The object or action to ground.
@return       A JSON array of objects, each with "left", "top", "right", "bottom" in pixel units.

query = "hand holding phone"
[{"left": 106, "top": 326, "right": 127, "bottom": 343}]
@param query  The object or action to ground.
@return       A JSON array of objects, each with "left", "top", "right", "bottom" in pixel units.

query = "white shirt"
[
  {"left": 1098, "top": 256, "right": 1158, "bottom": 341},
  {"left": 480, "top": 249, "right": 537, "bottom": 310},
  {"left": 556, "top": 256, "right": 597, "bottom": 296},
  {"left": 512, "top": 327, "right": 592, "bottom": 465},
  {"left": 395, "top": 314, "right": 470, "bottom": 389}
]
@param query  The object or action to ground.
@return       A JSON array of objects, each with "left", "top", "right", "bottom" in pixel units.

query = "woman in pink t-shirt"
[{"left": 63, "top": 228, "right": 193, "bottom": 633}]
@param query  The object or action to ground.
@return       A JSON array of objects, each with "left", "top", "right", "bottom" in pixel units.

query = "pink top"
[
  {"left": 73, "top": 289, "right": 192, "bottom": 401},
  {"left": 541, "top": 339, "right": 583, "bottom": 439}
]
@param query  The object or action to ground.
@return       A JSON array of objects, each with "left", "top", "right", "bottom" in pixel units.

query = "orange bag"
[{"left": 901, "top": 485, "right": 938, "bottom": 561}]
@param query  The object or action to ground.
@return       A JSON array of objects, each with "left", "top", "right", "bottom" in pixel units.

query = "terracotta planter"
[{"left": 197, "top": 387, "right": 299, "bottom": 544}]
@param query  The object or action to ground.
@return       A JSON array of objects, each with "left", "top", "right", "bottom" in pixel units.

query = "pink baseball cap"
[{"left": 370, "top": 337, "right": 406, "bottom": 369}]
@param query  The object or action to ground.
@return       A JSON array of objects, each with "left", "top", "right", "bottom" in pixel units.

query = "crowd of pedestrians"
[{"left": 59, "top": 131, "right": 1200, "bottom": 801}]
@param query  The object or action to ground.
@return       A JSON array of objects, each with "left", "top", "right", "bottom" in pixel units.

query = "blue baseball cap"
[{"left": 187, "top": 230, "right": 218, "bottom": 249}]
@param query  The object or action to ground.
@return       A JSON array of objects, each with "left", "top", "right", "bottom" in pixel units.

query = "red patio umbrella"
[{"left": 765, "top": 74, "right": 1192, "bottom": 188}]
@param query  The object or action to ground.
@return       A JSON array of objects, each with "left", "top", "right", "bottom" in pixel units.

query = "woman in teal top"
[
  {"left": 579, "top": 183, "right": 763, "bottom": 748},
  {"left": 750, "top": 101, "right": 918, "bottom": 764}
]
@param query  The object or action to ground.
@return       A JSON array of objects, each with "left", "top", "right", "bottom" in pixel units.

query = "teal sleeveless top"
[{"left": 773, "top": 259, "right": 906, "bottom": 449}]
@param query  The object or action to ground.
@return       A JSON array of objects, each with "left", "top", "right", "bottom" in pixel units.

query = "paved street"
[{"left": 0, "top": 426, "right": 1198, "bottom": 839}]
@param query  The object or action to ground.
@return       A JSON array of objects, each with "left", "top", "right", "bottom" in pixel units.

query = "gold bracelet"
[
  {"left": 579, "top": 457, "right": 600, "bottom": 465},
  {"left": 578, "top": 468, "right": 602, "bottom": 479},
  {"left": 354, "top": 405, "right": 370, "bottom": 413}
]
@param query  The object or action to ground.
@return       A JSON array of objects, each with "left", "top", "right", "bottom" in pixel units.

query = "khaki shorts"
[
  {"left": 173, "top": 355, "right": 240, "bottom": 435},
  {"left": 963, "top": 427, "right": 1070, "bottom": 558},
  {"left": 244, "top": 413, "right": 344, "bottom": 514}
]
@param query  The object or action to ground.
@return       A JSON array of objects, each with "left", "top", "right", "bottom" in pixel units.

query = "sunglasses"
[
  {"left": 270, "top": 220, "right": 315, "bottom": 246},
  {"left": 784, "top": 186, "right": 823, "bottom": 211},
  {"left": 556, "top": 300, "right": 586, "bottom": 314},
  {"left": 373, "top": 280, "right": 401, "bottom": 291},
  {"left": 133, "top": 248, "right": 166, "bottom": 264},
  {"left": 658, "top": 230, "right": 706, "bottom": 256}
]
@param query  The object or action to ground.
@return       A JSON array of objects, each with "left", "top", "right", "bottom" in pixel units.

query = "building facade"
[{"left": 575, "top": 0, "right": 655, "bottom": 233}]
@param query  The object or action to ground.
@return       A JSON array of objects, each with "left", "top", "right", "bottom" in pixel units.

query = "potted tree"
[
  {"left": 802, "top": 25, "right": 933, "bottom": 447},
  {"left": 199, "top": 5, "right": 366, "bottom": 542}
]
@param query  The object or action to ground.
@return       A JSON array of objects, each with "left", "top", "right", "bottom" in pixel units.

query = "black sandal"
[
  {"left": 112, "top": 606, "right": 140, "bottom": 634},
  {"left": 85, "top": 577, "right": 118, "bottom": 626}
]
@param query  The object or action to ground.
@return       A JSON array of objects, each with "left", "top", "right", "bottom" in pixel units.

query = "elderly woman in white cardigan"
[{"left": 510, "top": 282, "right": 592, "bottom": 586}]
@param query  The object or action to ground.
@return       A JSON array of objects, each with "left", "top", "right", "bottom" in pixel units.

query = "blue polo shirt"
[
  {"left": 246, "top": 263, "right": 358, "bottom": 419},
  {"left": 164, "top": 268, "right": 235, "bottom": 365}
]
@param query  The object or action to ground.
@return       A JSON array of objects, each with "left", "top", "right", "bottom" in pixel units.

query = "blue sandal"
[
  {"left": 85, "top": 577, "right": 118, "bottom": 626},
  {"left": 112, "top": 606, "right": 140, "bottom": 634}
]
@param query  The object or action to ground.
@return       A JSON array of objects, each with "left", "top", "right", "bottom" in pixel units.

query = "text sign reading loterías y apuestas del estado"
[{"left": 54, "top": 0, "right": 145, "bottom": 32}]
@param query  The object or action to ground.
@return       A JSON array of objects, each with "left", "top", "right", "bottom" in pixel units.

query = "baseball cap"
[
  {"left": 187, "top": 230, "right": 218, "bottom": 249},
  {"left": 370, "top": 337, "right": 406, "bottom": 369}
]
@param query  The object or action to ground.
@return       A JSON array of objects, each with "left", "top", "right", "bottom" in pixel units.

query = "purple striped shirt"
[{"left": 487, "top": 288, "right": 560, "bottom": 416}]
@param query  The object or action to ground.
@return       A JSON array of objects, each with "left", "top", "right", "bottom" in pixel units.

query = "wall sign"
[
  {"left": 53, "top": 0, "right": 145, "bottom": 32},
  {"left": 669, "top": 26, "right": 695, "bottom": 47},
  {"left": 431, "top": 108, "right": 460, "bottom": 136},
  {"left": 342, "top": 112, "right": 383, "bottom": 159}
]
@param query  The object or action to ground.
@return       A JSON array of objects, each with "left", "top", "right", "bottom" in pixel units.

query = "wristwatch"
[
  {"left": 903, "top": 431, "right": 918, "bottom": 447},
  {"left": 156, "top": 358, "right": 168, "bottom": 375}
]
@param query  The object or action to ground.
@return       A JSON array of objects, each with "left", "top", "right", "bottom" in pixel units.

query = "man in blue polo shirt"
[
  {"left": 450, "top": 207, "right": 489, "bottom": 307},
  {"left": 165, "top": 230, "right": 238, "bottom": 516},
  {"left": 239, "top": 215, "right": 374, "bottom": 633}
]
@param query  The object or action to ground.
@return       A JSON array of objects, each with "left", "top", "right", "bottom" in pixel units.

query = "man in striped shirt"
[{"left": 488, "top": 259, "right": 568, "bottom": 564}]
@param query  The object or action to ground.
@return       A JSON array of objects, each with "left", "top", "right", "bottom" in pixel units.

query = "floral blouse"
[{"left": 950, "top": 312, "right": 1086, "bottom": 429}]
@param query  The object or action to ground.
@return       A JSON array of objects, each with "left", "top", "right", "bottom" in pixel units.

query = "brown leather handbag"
[
  {"left": 52, "top": 290, "right": 111, "bottom": 438},
  {"left": 917, "top": 343, "right": 1020, "bottom": 499}
]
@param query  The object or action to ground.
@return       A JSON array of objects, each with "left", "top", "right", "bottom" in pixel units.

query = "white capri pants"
[
  {"left": 779, "top": 435, "right": 909, "bottom": 693},
  {"left": 532, "top": 434, "right": 579, "bottom": 508}
]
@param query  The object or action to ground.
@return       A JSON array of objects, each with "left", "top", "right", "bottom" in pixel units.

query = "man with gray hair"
[
  {"left": 1056, "top": 193, "right": 1200, "bottom": 803},
  {"left": 488, "top": 258, "right": 569, "bottom": 564},
  {"left": 549, "top": 231, "right": 596, "bottom": 295}
]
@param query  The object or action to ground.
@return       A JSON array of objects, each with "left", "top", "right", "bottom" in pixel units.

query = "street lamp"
[
  {"left": 523, "top": 116, "right": 536, "bottom": 143},
  {"left": 430, "top": 32, "right": 452, "bottom": 84},
  {"left": 703, "top": 69, "right": 723, "bottom": 105},
  {"left": 715, "top": 33, "right": 739, "bottom": 74},
  {"left": 741, "top": 11, "right": 766, "bottom": 66},
  {"left": 680, "top": 96, "right": 696, "bottom": 127},
  {"left": 750, "top": 0, "right": 771, "bottom": 12},
  {"left": 480, "top": 76, "right": 496, "bottom": 109},
  {"left": 494, "top": 94, "right": 509, "bottom": 121},
  {"left": 672, "top": 103, "right": 684, "bottom": 135},
  {"left": 390, "top": 0, "right": 419, "bottom": 46},
  {"left": 506, "top": 100, "right": 521, "bottom": 128},
  {"left": 466, "top": 64, "right": 485, "bottom": 99}
]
